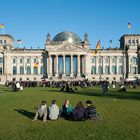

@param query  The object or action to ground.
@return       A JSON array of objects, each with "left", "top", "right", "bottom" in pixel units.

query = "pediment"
[{"left": 48, "top": 44, "right": 87, "bottom": 52}]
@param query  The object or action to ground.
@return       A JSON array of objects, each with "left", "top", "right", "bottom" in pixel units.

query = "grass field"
[{"left": 0, "top": 85, "right": 140, "bottom": 140}]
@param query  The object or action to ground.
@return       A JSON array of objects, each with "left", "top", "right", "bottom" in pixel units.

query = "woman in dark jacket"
[{"left": 74, "top": 101, "right": 87, "bottom": 121}]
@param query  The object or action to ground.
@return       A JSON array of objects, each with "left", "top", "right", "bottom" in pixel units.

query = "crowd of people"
[
  {"left": 5, "top": 81, "right": 24, "bottom": 92},
  {"left": 32, "top": 99, "right": 101, "bottom": 122},
  {"left": 5, "top": 79, "right": 139, "bottom": 95}
]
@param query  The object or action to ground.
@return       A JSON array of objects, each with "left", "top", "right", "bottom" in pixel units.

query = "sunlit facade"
[{"left": 0, "top": 32, "right": 140, "bottom": 84}]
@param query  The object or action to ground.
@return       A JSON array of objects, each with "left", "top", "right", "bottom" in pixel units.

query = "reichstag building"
[{"left": 0, "top": 31, "right": 140, "bottom": 84}]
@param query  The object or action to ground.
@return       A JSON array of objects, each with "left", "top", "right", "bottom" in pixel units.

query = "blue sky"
[{"left": 0, "top": 0, "right": 140, "bottom": 49}]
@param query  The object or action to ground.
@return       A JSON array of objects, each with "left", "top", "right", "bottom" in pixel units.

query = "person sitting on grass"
[
  {"left": 32, "top": 100, "right": 47, "bottom": 122},
  {"left": 86, "top": 100, "right": 97, "bottom": 119},
  {"left": 48, "top": 100, "right": 59, "bottom": 120},
  {"left": 73, "top": 101, "right": 87, "bottom": 121},
  {"left": 61, "top": 99, "right": 72, "bottom": 119},
  {"left": 119, "top": 85, "right": 126, "bottom": 92},
  {"left": 16, "top": 82, "right": 20, "bottom": 92}
]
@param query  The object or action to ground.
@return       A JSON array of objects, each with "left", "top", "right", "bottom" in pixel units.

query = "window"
[
  {"left": 128, "top": 40, "right": 131, "bottom": 44},
  {"left": 34, "top": 67, "right": 38, "bottom": 75},
  {"left": 91, "top": 58, "right": 95, "bottom": 63},
  {"left": 98, "top": 65, "right": 102, "bottom": 74},
  {"left": 136, "top": 39, "right": 139, "bottom": 44},
  {"left": 132, "top": 40, "right": 135, "bottom": 44},
  {"left": 20, "top": 66, "right": 24, "bottom": 75},
  {"left": 0, "top": 40, "right": 2, "bottom": 44},
  {"left": 19, "top": 78, "right": 22, "bottom": 81},
  {"left": 40, "top": 66, "right": 44, "bottom": 74},
  {"left": 34, "top": 59, "right": 37, "bottom": 63},
  {"left": 112, "top": 57, "right": 117, "bottom": 63},
  {"left": 106, "top": 77, "right": 109, "bottom": 80},
  {"left": 0, "top": 67, "right": 2, "bottom": 75},
  {"left": 112, "top": 66, "right": 116, "bottom": 74},
  {"left": 41, "top": 59, "right": 43, "bottom": 63},
  {"left": 13, "top": 66, "right": 17, "bottom": 75},
  {"left": 0, "top": 57, "right": 3, "bottom": 63},
  {"left": 131, "top": 57, "right": 137, "bottom": 64},
  {"left": 13, "top": 59, "right": 16, "bottom": 64},
  {"left": 105, "top": 66, "right": 109, "bottom": 74},
  {"left": 118, "top": 66, "right": 123, "bottom": 74},
  {"left": 99, "top": 58, "right": 102, "bottom": 63},
  {"left": 119, "top": 57, "right": 123, "bottom": 63},
  {"left": 4, "top": 40, "right": 6, "bottom": 44},
  {"left": 131, "top": 67, "right": 137, "bottom": 74},
  {"left": 20, "top": 59, "right": 23, "bottom": 63},
  {"left": 91, "top": 66, "right": 96, "bottom": 74},
  {"left": 105, "top": 57, "right": 109, "bottom": 63},
  {"left": 27, "top": 78, "right": 29, "bottom": 80},
  {"left": 26, "top": 66, "right": 31, "bottom": 75},
  {"left": 27, "top": 59, "right": 30, "bottom": 63}
]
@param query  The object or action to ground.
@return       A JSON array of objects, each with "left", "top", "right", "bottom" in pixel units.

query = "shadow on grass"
[
  {"left": 40, "top": 89, "right": 61, "bottom": 92},
  {"left": 2, "top": 89, "right": 13, "bottom": 92},
  {"left": 75, "top": 89, "right": 140, "bottom": 100},
  {"left": 14, "top": 109, "right": 35, "bottom": 119}
]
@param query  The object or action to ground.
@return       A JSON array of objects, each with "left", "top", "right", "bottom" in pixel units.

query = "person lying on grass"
[{"left": 32, "top": 100, "right": 47, "bottom": 122}]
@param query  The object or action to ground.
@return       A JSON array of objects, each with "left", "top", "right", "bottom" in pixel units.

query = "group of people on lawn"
[{"left": 33, "top": 99, "right": 100, "bottom": 122}]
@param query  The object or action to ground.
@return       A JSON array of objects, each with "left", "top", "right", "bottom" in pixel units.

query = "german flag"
[
  {"left": 93, "top": 40, "right": 100, "bottom": 56},
  {"left": 34, "top": 62, "right": 39, "bottom": 67},
  {"left": 0, "top": 24, "right": 4, "bottom": 28},
  {"left": 128, "top": 23, "right": 131, "bottom": 29}
]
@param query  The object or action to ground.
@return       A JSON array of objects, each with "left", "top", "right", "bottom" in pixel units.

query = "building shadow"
[
  {"left": 74, "top": 89, "right": 140, "bottom": 101},
  {"left": 14, "top": 109, "right": 35, "bottom": 120}
]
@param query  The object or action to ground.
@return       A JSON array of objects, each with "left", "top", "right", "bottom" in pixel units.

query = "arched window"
[
  {"left": 20, "top": 66, "right": 24, "bottom": 75},
  {"left": 91, "top": 66, "right": 96, "bottom": 74},
  {"left": 13, "top": 66, "right": 17, "bottom": 75},
  {"left": 118, "top": 65, "right": 123, "bottom": 74},
  {"left": 40, "top": 66, "right": 44, "bottom": 74},
  {"left": 98, "top": 65, "right": 102, "bottom": 74},
  {"left": 26, "top": 66, "right": 31, "bottom": 75},
  {"left": 34, "top": 67, "right": 38, "bottom": 75},
  {"left": 105, "top": 66, "right": 109, "bottom": 74},
  {"left": 112, "top": 66, "right": 116, "bottom": 74}
]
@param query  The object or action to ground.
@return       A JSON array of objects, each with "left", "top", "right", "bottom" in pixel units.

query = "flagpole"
[
  {"left": 2, "top": 28, "right": 4, "bottom": 35},
  {"left": 129, "top": 28, "right": 131, "bottom": 34}
]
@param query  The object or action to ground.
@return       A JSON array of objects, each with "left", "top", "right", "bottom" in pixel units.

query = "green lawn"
[{"left": 0, "top": 85, "right": 140, "bottom": 140}]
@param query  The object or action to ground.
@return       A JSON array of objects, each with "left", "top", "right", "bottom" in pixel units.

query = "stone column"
[
  {"left": 3, "top": 55, "right": 7, "bottom": 74},
  {"left": 63, "top": 55, "right": 65, "bottom": 76},
  {"left": 47, "top": 56, "right": 49, "bottom": 76},
  {"left": 49, "top": 55, "right": 52, "bottom": 76},
  {"left": 77, "top": 55, "right": 80, "bottom": 76},
  {"left": 23, "top": 57, "right": 25, "bottom": 75},
  {"left": 70, "top": 54, "right": 73, "bottom": 77},
  {"left": 109, "top": 56, "right": 111, "bottom": 75},
  {"left": 55, "top": 55, "right": 58, "bottom": 77},
  {"left": 30, "top": 57, "right": 33, "bottom": 75},
  {"left": 116, "top": 57, "right": 118, "bottom": 74},
  {"left": 16, "top": 57, "right": 19, "bottom": 75}
]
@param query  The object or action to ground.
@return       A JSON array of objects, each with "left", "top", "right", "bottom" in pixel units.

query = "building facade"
[{"left": 0, "top": 32, "right": 140, "bottom": 84}]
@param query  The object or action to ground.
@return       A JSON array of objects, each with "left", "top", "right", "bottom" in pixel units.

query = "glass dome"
[{"left": 52, "top": 31, "right": 82, "bottom": 45}]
